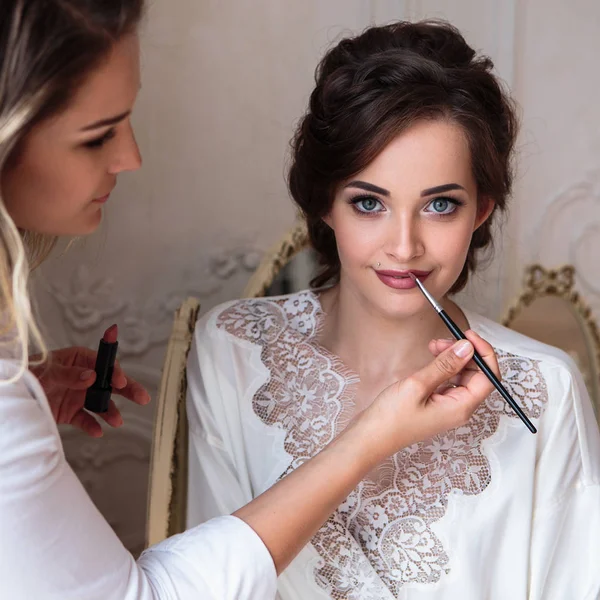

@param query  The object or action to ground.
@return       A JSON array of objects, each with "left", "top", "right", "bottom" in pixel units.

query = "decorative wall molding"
[
  {"left": 529, "top": 170, "right": 600, "bottom": 317},
  {"left": 61, "top": 430, "right": 150, "bottom": 475},
  {"left": 45, "top": 246, "right": 261, "bottom": 357}
]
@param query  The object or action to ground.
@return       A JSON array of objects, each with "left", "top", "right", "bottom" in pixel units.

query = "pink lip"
[
  {"left": 93, "top": 193, "right": 111, "bottom": 204},
  {"left": 374, "top": 269, "right": 431, "bottom": 290}
]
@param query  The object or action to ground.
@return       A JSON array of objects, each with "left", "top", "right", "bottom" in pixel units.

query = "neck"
[{"left": 317, "top": 281, "right": 468, "bottom": 382}]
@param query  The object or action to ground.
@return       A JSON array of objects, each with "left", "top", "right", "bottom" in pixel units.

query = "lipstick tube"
[{"left": 84, "top": 335, "right": 118, "bottom": 413}]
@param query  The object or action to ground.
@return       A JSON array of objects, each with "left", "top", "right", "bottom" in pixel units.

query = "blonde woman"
[{"left": 0, "top": 2, "right": 500, "bottom": 599}]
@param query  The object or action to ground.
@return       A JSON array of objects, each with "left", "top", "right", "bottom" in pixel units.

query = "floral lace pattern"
[{"left": 217, "top": 291, "right": 549, "bottom": 599}]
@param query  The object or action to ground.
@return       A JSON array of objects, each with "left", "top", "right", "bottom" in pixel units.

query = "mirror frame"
[
  {"left": 503, "top": 264, "right": 600, "bottom": 418},
  {"left": 243, "top": 220, "right": 309, "bottom": 298}
]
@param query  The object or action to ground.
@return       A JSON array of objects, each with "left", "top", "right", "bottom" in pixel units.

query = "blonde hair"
[{"left": 0, "top": 0, "right": 144, "bottom": 383}]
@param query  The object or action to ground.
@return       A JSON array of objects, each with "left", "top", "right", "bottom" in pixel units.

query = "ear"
[{"left": 474, "top": 196, "right": 495, "bottom": 231}]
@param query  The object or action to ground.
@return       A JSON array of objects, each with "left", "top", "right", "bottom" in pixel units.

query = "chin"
[
  {"left": 55, "top": 210, "right": 103, "bottom": 236},
  {"left": 359, "top": 286, "right": 426, "bottom": 319},
  {"left": 383, "top": 294, "right": 430, "bottom": 319},
  {"left": 79, "top": 206, "right": 103, "bottom": 234}
]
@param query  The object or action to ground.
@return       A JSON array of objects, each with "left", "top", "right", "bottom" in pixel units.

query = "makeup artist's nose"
[
  {"left": 385, "top": 214, "right": 425, "bottom": 263},
  {"left": 108, "top": 121, "right": 142, "bottom": 174}
]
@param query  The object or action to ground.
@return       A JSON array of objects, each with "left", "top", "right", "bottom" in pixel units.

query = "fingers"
[
  {"left": 464, "top": 330, "right": 500, "bottom": 377},
  {"left": 96, "top": 399, "right": 124, "bottom": 428},
  {"left": 70, "top": 409, "right": 104, "bottom": 438},
  {"left": 111, "top": 361, "right": 128, "bottom": 390},
  {"left": 73, "top": 404, "right": 124, "bottom": 435},
  {"left": 112, "top": 362, "right": 151, "bottom": 405},
  {"left": 428, "top": 338, "right": 454, "bottom": 356},
  {"left": 428, "top": 385, "right": 482, "bottom": 428},
  {"left": 441, "top": 331, "right": 498, "bottom": 402},
  {"left": 457, "top": 332, "right": 497, "bottom": 401},
  {"left": 38, "top": 357, "right": 150, "bottom": 406},
  {"left": 429, "top": 331, "right": 497, "bottom": 375},
  {"left": 112, "top": 376, "right": 151, "bottom": 405},
  {"left": 38, "top": 363, "right": 96, "bottom": 389},
  {"left": 408, "top": 339, "right": 474, "bottom": 400}
]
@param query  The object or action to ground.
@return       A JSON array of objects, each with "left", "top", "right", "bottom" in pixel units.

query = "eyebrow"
[
  {"left": 345, "top": 181, "right": 390, "bottom": 196},
  {"left": 420, "top": 183, "right": 466, "bottom": 196},
  {"left": 80, "top": 110, "right": 131, "bottom": 132}
]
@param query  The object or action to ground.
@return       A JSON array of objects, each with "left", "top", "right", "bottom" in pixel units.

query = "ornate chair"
[
  {"left": 243, "top": 220, "right": 309, "bottom": 298},
  {"left": 503, "top": 264, "right": 600, "bottom": 418},
  {"left": 145, "top": 221, "right": 309, "bottom": 545},
  {"left": 146, "top": 298, "right": 200, "bottom": 546}
]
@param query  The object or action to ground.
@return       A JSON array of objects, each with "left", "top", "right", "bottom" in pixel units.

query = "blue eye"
[
  {"left": 351, "top": 195, "right": 383, "bottom": 214},
  {"left": 426, "top": 197, "right": 460, "bottom": 215}
]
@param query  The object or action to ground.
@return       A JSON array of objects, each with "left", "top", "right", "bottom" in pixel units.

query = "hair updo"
[{"left": 288, "top": 20, "right": 518, "bottom": 292}]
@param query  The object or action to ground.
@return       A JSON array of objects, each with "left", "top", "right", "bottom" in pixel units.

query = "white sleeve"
[
  {"left": 0, "top": 361, "right": 276, "bottom": 600},
  {"left": 528, "top": 362, "right": 600, "bottom": 600},
  {"left": 185, "top": 314, "right": 258, "bottom": 528},
  {"left": 139, "top": 516, "right": 277, "bottom": 599}
]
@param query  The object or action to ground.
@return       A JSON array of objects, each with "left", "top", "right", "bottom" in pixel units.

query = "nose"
[
  {"left": 384, "top": 212, "right": 425, "bottom": 264},
  {"left": 108, "top": 121, "right": 142, "bottom": 174}
]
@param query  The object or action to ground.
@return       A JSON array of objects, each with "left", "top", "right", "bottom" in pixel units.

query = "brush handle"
[{"left": 439, "top": 310, "right": 537, "bottom": 434}]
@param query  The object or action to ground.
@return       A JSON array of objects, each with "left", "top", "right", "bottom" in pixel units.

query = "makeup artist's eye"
[
  {"left": 350, "top": 195, "right": 384, "bottom": 214},
  {"left": 83, "top": 128, "right": 116, "bottom": 150},
  {"left": 423, "top": 196, "right": 463, "bottom": 216}
]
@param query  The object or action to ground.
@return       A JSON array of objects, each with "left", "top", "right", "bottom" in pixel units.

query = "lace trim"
[{"left": 216, "top": 292, "right": 548, "bottom": 599}]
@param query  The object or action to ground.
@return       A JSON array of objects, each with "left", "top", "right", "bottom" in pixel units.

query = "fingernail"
[
  {"left": 454, "top": 340, "right": 473, "bottom": 358},
  {"left": 113, "top": 377, "right": 126, "bottom": 389},
  {"left": 80, "top": 369, "right": 95, "bottom": 380}
]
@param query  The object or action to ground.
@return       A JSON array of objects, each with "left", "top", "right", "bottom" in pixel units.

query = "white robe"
[
  {"left": 0, "top": 358, "right": 277, "bottom": 599},
  {"left": 186, "top": 289, "right": 600, "bottom": 599}
]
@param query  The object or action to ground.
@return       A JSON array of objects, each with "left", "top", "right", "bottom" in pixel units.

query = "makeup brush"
[{"left": 410, "top": 273, "right": 536, "bottom": 434}]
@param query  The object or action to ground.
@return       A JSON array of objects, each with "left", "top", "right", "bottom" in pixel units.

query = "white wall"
[{"left": 32, "top": 0, "right": 600, "bottom": 553}]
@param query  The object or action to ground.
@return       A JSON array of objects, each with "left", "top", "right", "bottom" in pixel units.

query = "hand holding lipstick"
[{"left": 29, "top": 324, "right": 151, "bottom": 438}]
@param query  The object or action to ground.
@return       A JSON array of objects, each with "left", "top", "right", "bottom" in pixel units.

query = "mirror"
[
  {"left": 243, "top": 220, "right": 312, "bottom": 298},
  {"left": 265, "top": 248, "right": 318, "bottom": 296},
  {"left": 504, "top": 265, "right": 600, "bottom": 420}
]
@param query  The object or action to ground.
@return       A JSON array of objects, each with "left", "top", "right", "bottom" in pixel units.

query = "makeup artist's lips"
[
  {"left": 92, "top": 193, "right": 111, "bottom": 204},
  {"left": 375, "top": 269, "right": 431, "bottom": 290}
]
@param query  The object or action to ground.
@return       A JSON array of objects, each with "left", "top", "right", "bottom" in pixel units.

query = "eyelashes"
[
  {"left": 83, "top": 128, "right": 116, "bottom": 149},
  {"left": 348, "top": 194, "right": 465, "bottom": 218},
  {"left": 423, "top": 196, "right": 464, "bottom": 216},
  {"left": 349, "top": 194, "right": 384, "bottom": 214}
]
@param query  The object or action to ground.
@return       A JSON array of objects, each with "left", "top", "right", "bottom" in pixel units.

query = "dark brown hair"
[{"left": 288, "top": 20, "right": 518, "bottom": 292}]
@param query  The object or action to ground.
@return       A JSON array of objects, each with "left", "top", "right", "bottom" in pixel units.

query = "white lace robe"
[{"left": 186, "top": 290, "right": 600, "bottom": 599}]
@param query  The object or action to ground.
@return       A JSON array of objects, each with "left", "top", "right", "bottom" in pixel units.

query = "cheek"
[
  {"left": 330, "top": 211, "right": 380, "bottom": 266},
  {"left": 1, "top": 158, "right": 43, "bottom": 226},
  {"left": 2, "top": 150, "right": 97, "bottom": 232},
  {"left": 425, "top": 219, "right": 474, "bottom": 266}
]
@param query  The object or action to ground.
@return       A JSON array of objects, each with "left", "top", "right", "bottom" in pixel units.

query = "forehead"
[
  {"left": 354, "top": 119, "right": 475, "bottom": 194},
  {"left": 49, "top": 33, "right": 141, "bottom": 131}
]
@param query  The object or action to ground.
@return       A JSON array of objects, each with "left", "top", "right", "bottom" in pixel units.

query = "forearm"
[{"left": 233, "top": 412, "right": 385, "bottom": 574}]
